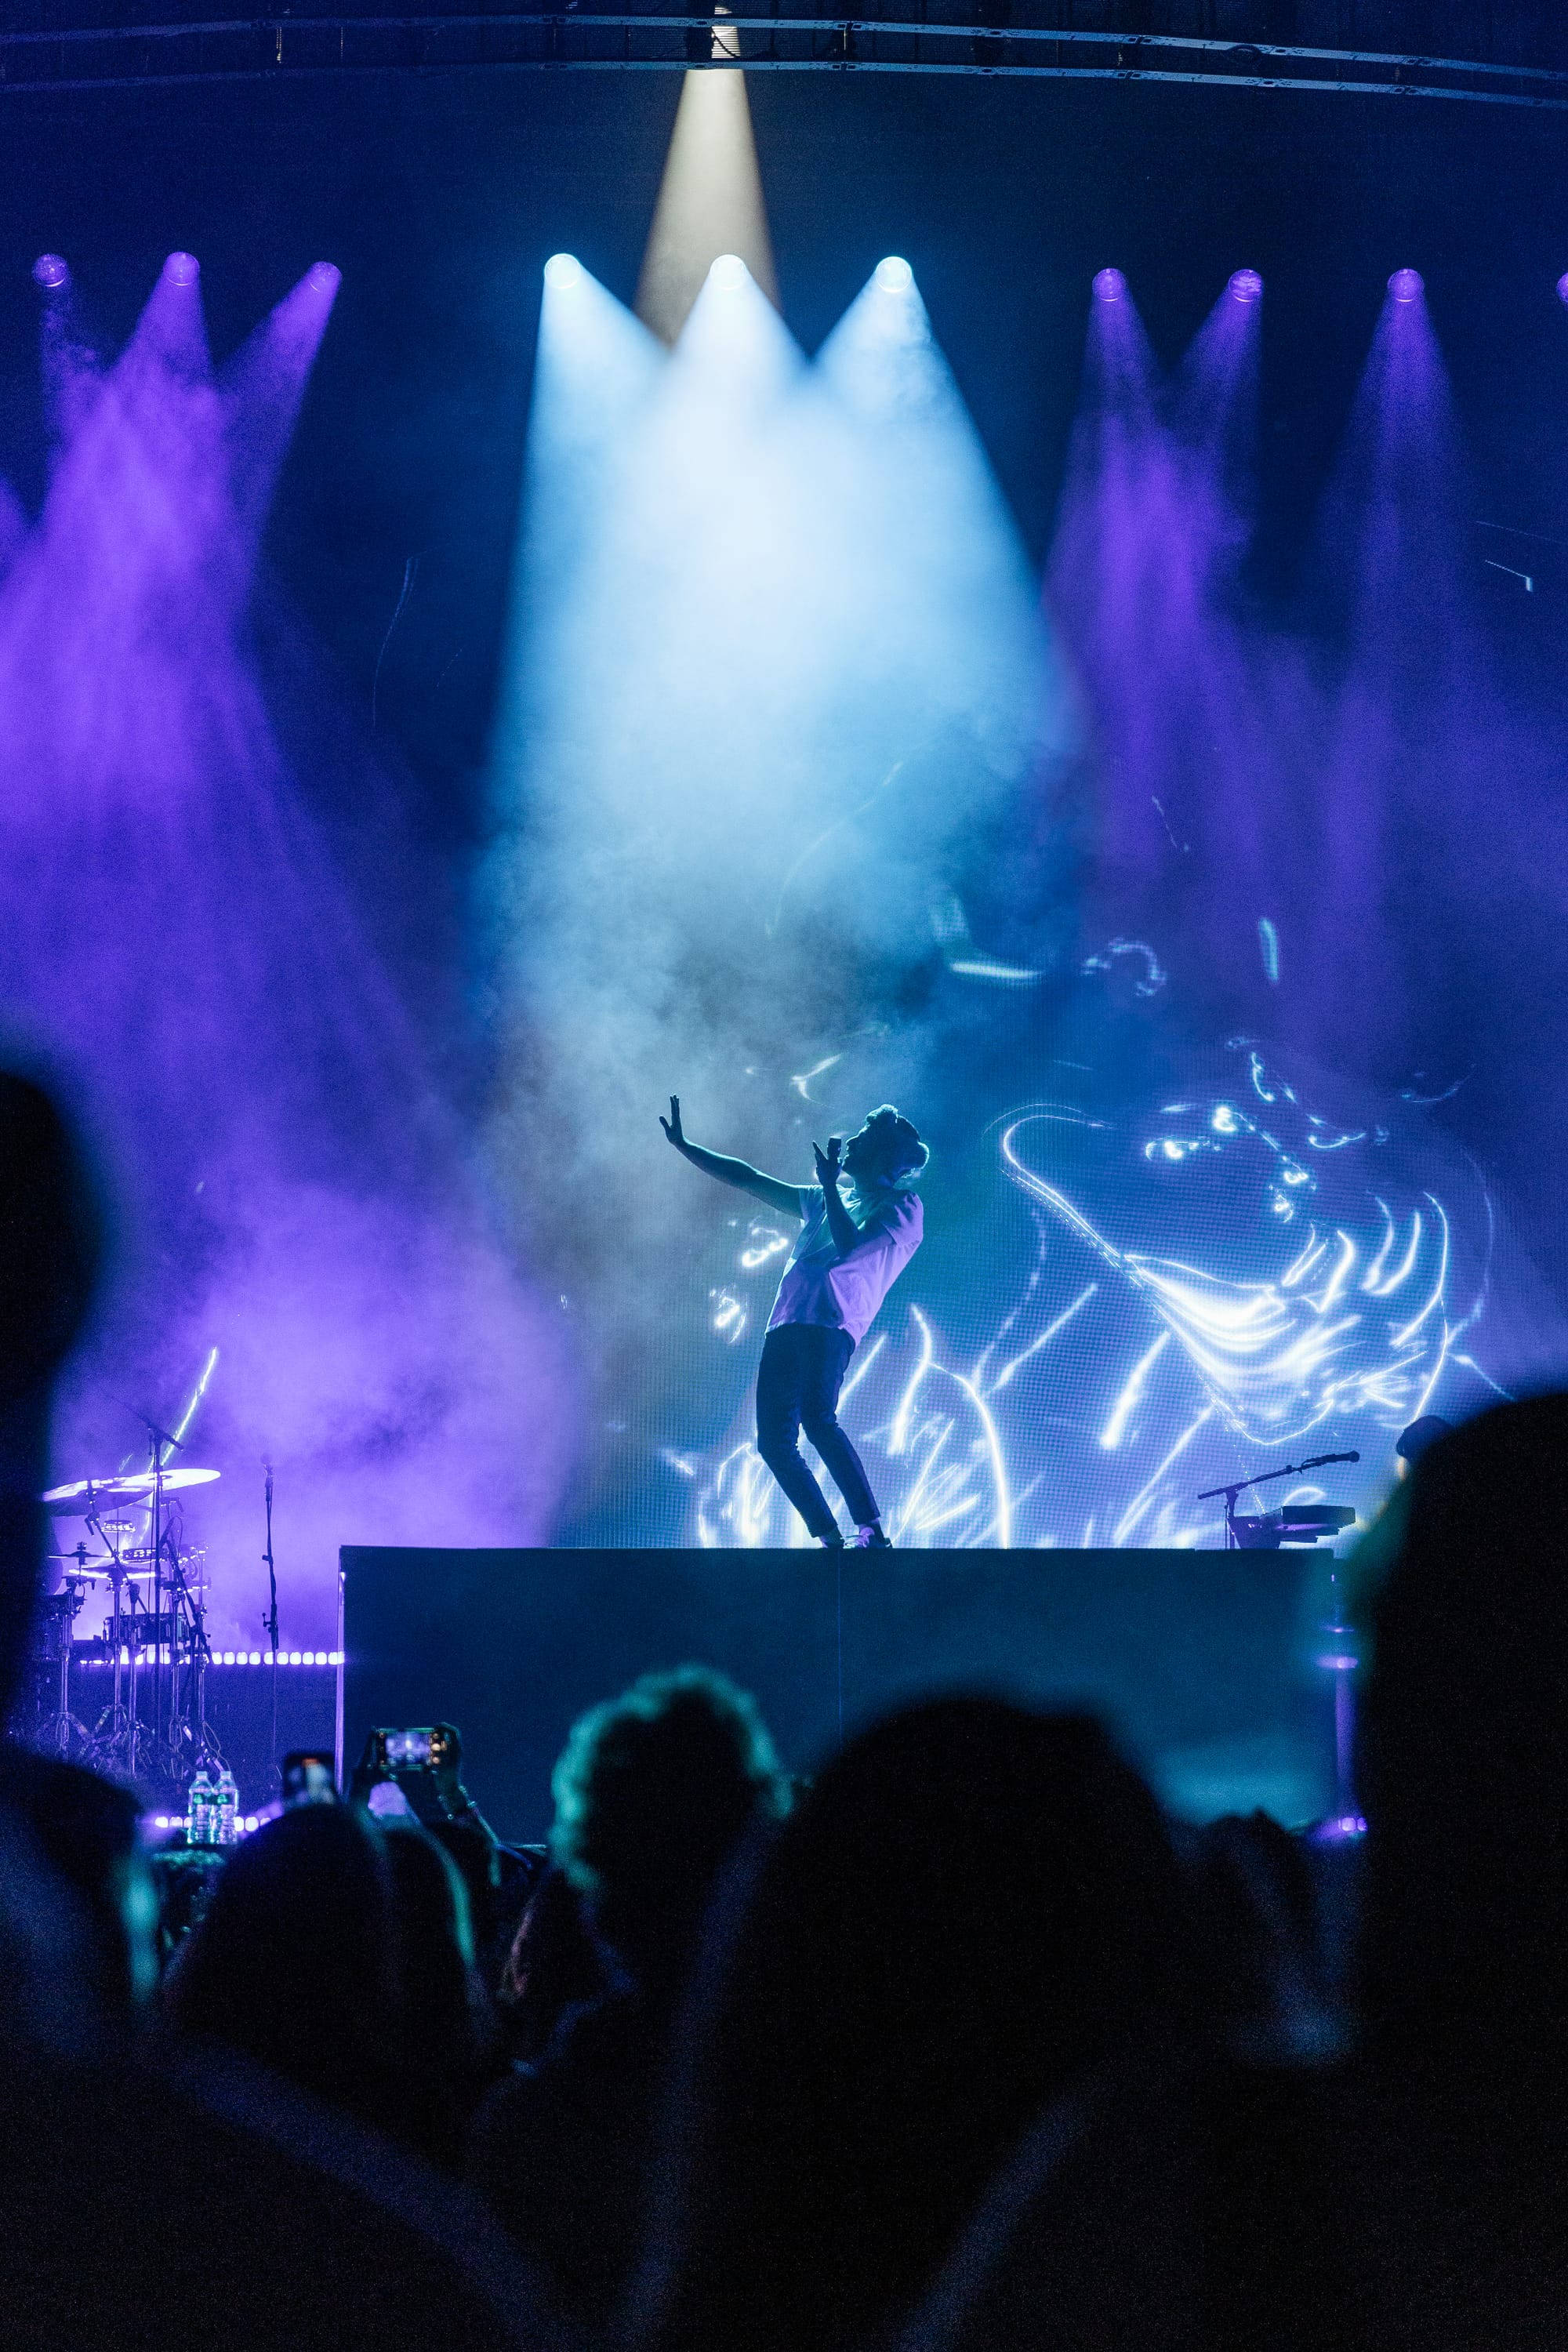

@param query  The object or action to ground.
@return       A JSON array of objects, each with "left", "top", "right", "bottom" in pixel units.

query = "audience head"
[
  {"left": 0, "top": 1073, "right": 102, "bottom": 1713},
  {"left": 1394, "top": 1414, "right": 1453, "bottom": 1472},
  {"left": 165, "top": 1799, "right": 403, "bottom": 2125},
  {"left": 1185, "top": 1809, "right": 1325, "bottom": 2061},
  {"left": 550, "top": 1664, "right": 788, "bottom": 1987},
  {"left": 424, "top": 1816, "right": 505, "bottom": 1965},
  {"left": 1359, "top": 1393, "right": 1568, "bottom": 2067},
  {"left": 0, "top": 1748, "right": 154, "bottom": 2019},
  {"left": 641, "top": 1697, "right": 1188, "bottom": 2352},
  {"left": 499, "top": 1864, "right": 603, "bottom": 2063},
  {"left": 379, "top": 1820, "right": 495, "bottom": 2166},
  {"left": 382, "top": 1820, "right": 487, "bottom": 2056}
]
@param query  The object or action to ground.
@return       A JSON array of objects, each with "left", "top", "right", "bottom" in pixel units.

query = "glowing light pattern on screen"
[{"left": 1003, "top": 1111, "right": 1461, "bottom": 1444}]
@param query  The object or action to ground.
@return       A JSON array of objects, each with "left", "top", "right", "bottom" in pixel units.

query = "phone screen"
[
  {"left": 281, "top": 1752, "right": 339, "bottom": 1807},
  {"left": 383, "top": 1728, "right": 434, "bottom": 1769}
]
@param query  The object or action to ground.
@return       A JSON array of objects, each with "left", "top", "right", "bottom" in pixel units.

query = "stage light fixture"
[
  {"left": 1228, "top": 268, "right": 1264, "bottom": 303},
  {"left": 165, "top": 252, "right": 200, "bottom": 287},
  {"left": 710, "top": 252, "right": 748, "bottom": 290},
  {"left": 307, "top": 261, "right": 341, "bottom": 295},
  {"left": 544, "top": 252, "right": 584, "bottom": 291},
  {"left": 31, "top": 254, "right": 69, "bottom": 291},
  {"left": 1092, "top": 267, "right": 1127, "bottom": 303},
  {"left": 1388, "top": 267, "right": 1423, "bottom": 303},
  {"left": 875, "top": 256, "right": 914, "bottom": 293},
  {"left": 1556, "top": 272, "right": 1568, "bottom": 306}
]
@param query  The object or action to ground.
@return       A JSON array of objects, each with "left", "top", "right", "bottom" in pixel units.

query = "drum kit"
[{"left": 34, "top": 1442, "right": 223, "bottom": 1801}]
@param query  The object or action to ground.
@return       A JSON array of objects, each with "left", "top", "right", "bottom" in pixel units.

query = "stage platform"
[{"left": 340, "top": 1544, "right": 1335, "bottom": 1842}]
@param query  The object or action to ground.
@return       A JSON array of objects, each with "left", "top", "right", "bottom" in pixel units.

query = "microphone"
[{"left": 1303, "top": 1450, "right": 1359, "bottom": 1469}]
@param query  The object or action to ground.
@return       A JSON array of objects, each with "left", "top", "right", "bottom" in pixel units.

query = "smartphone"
[
  {"left": 281, "top": 1751, "right": 339, "bottom": 1807},
  {"left": 382, "top": 1726, "right": 436, "bottom": 1770}
]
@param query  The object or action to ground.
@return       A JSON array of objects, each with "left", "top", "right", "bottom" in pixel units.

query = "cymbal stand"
[
  {"left": 38, "top": 1572, "right": 92, "bottom": 1758},
  {"left": 84, "top": 1503, "right": 137, "bottom": 1778},
  {"left": 147, "top": 1435, "right": 167, "bottom": 1773}
]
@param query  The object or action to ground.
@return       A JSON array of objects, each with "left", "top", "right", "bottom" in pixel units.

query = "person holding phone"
[{"left": 662, "top": 1096, "right": 928, "bottom": 1548}]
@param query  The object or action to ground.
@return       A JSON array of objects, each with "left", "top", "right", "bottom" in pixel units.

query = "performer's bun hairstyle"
[{"left": 866, "top": 1104, "right": 929, "bottom": 1185}]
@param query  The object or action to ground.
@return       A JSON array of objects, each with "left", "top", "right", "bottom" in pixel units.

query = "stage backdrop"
[{"left": 342, "top": 1542, "right": 1331, "bottom": 1842}]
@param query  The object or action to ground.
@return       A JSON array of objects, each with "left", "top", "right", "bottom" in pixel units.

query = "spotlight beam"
[{"left": 636, "top": 64, "right": 779, "bottom": 343}]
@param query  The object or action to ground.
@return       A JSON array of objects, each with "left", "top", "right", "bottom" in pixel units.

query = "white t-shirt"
[{"left": 767, "top": 1185, "right": 924, "bottom": 1346}]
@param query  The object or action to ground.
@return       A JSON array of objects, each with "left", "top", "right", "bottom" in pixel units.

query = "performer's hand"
[{"left": 660, "top": 1094, "right": 685, "bottom": 1149}]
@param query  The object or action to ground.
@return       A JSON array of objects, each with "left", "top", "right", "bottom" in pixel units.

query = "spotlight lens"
[
  {"left": 1556, "top": 271, "right": 1568, "bottom": 307},
  {"left": 874, "top": 256, "right": 913, "bottom": 293},
  {"left": 1229, "top": 267, "right": 1264, "bottom": 303},
  {"left": 31, "top": 254, "right": 69, "bottom": 292},
  {"left": 710, "top": 253, "right": 748, "bottom": 291},
  {"left": 543, "top": 253, "right": 583, "bottom": 291},
  {"left": 1388, "top": 267, "right": 1423, "bottom": 303},
  {"left": 1092, "top": 267, "right": 1126, "bottom": 303},
  {"left": 165, "top": 252, "right": 200, "bottom": 287},
  {"left": 307, "top": 260, "right": 341, "bottom": 296}
]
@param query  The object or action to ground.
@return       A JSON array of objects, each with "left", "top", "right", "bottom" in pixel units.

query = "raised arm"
[{"left": 661, "top": 1095, "right": 804, "bottom": 1221}]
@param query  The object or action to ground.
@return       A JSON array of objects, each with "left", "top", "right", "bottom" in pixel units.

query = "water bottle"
[
  {"left": 213, "top": 1766, "right": 240, "bottom": 1848},
  {"left": 187, "top": 1767, "right": 215, "bottom": 1846}
]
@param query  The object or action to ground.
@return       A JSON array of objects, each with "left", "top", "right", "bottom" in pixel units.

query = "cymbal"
[
  {"left": 45, "top": 1559, "right": 154, "bottom": 1581},
  {"left": 97, "top": 1468, "right": 220, "bottom": 1501},
  {"left": 40, "top": 1479, "right": 118, "bottom": 1516},
  {"left": 41, "top": 1468, "right": 220, "bottom": 1514}
]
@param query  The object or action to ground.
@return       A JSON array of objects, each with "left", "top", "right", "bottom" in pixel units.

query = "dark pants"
[{"left": 755, "top": 1323, "right": 880, "bottom": 1541}]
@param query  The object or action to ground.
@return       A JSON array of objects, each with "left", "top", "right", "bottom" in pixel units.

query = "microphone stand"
[
  {"left": 143, "top": 1421, "right": 183, "bottom": 1776},
  {"left": 263, "top": 1466, "right": 279, "bottom": 1795},
  {"left": 1196, "top": 1451, "right": 1361, "bottom": 1550}
]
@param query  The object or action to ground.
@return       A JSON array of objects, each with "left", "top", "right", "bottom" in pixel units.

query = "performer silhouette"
[{"left": 662, "top": 1096, "right": 928, "bottom": 1548}]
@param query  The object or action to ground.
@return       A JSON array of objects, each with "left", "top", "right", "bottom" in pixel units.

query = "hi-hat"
[{"left": 42, "top": 1468, "right": 220, "bottom": 1515}]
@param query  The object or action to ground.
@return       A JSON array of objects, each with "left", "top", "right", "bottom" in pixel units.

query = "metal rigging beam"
[{"left": 5, "top": 4, "right": 1568, "bottom": 103}]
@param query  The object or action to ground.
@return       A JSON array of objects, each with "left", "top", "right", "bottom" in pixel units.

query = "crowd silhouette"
[{"left": 2, "top": 1068, "right": 1562, "bottom": 2349}]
